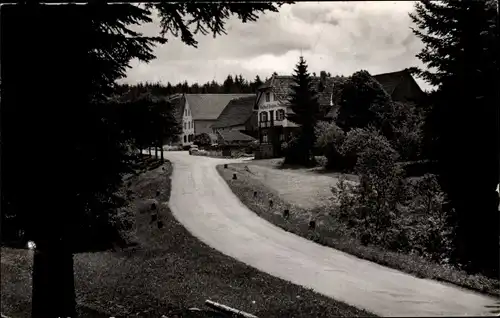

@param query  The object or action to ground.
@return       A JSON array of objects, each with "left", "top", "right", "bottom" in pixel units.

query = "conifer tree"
[
  {"left": 285, "top": 56, "right": 321, "bottom": 166},
  {"left": 410, "top": 0, "right": 499, "bottom": 276}
]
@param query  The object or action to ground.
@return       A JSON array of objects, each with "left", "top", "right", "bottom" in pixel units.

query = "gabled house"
[
  {"left": 210, "top": 96, "right": 258, "bottom": 137},
  {"left": 324, "top": 69, "right": 426, "bottom": 122},
  {"left": 216, "top": 130, "right": 257, "bottom": 157},
  {"left": 254, "top": 73, "right": 342, "bottom": 147},
  {"left": 172, "top": 93, "right": 254, "bottom": 146},
  {"left": 216, "top": 129, "right": 256, "bottom": 146}
]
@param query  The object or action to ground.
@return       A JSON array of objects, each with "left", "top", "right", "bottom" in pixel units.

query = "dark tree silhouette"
[
  {"left": 253, "top": 75, "right": 263, "bottom": 92},
  {"left": 410, "top": 0, "right": 499, "bottom": 276},
  {"left": 285, "top": 56, "right": 321, "bottom": 166},
  {"left": 223, "top": 74, "right": 235, "bottom": 93},
  {"left": 1, "top": 2, "right": 290, "bottom": 317},
  {"left": 335, "top": 70, "right": 392, "bottom": 133}
]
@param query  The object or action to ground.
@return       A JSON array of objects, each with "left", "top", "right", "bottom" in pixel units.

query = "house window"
[
  {"left": 260, "top": 112, "right": 268, "bottom": 122},
  {"left": 265, "top": 92, "right": 270, "bottom": 102},
  {"left": 184, "top": 122, "right": 187, "bottom": 129},
  {"left": 262, "top": 132, "right": 268, "bottom": 143},
  {"left": 185, "top": 109, "right": 187, "bottom": 116},
  {"left": 276, "top": 109, "right": 285, "bottom": 121},
  {"left": 188, "top": 121, "right": 190, "bottom": 129},
  {"left": 280, "top": 133, "right": 284, "bottom": 141},
  {"left": 184, "top": 135, "right": 187, "bottom": 143}
]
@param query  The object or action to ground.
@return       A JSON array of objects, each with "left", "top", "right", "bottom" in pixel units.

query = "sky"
[{"left": 122, "top": 1, "right": 433, "bottom": 92}]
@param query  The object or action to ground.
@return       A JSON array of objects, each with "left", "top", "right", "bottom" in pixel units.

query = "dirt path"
[{"left": 166, "top": 151, "right": 500, "bottom": 317}]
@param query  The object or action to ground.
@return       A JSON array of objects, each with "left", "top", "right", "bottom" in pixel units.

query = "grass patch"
[
  {"left": 217, "top": 164, "right": 500, "bottom": 298},
  {"left": 1, "top": 157, "right": 374, "bottom": 318}
]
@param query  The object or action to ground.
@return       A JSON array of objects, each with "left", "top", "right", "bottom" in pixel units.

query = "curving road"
[{"left": 165, "top": 151, "right": 499, "bottom": 317}]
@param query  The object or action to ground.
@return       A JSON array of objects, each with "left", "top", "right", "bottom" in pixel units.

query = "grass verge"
[
  {"left": 1, "top": 158, "right": 374, "bottom": 318},
  {"left": 217, "top": 164, "right": 500, "bottom": 298}
]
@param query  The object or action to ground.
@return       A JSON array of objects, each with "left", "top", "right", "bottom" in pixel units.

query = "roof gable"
[
  {"left": 217, "top": 130, "right": 256, "bottom": 143},
  {"left": 373, "top": 69, "right": 413, "bottom": 96},
  {"left": 260, "top": 74, "right": 343, "bottom": 108},
  {"left": 185, "top": 94, "right": 254, "bottom": 120},
  {"left": 211, "top": 96, "right": 255, "bottom": 129},
  {"left": 167, "top": 94, "right": 185, "bottom": 123}
]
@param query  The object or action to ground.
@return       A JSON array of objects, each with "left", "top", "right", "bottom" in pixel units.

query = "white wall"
[
  {"left": 256, "top": 90, "right": 297, "bottom": 127},
  {"left": 181, "top": 98, "right": 195, "bottom": 146}
]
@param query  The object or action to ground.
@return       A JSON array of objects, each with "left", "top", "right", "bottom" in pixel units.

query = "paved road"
[{"left": 165, "top": 151, "right": 499, "bottom": 317}]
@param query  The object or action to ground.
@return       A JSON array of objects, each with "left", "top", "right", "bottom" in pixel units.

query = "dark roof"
[
  {"left": 217, "top": 130, "right": 256, "bottom": 143},
  {"left": 185, "top": 94, "right": 255, "bottom": 120},
  {"left": 259, "top": 74, "right": 345, "bottom": 108},
  {"left": 373, "top": 69, "right": 421, "bottom": 97},
  {"left": 211, "top": 96, "right": 255, "bottom": 129},
  {"left": 168, "top": 94, "right": 185, "bottom": 123}
]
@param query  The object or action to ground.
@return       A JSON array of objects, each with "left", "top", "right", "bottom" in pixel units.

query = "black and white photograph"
[{"left": 1, "top": 1, "right": 499, "bottom": 317}]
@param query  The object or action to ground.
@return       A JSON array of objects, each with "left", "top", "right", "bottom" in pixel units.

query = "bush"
[
  {"left": 282, "top": 137, "right": 302, "bottom": 164},
  {"left": 340, "top": 126, "right": 389, "bottom": 171},
  {"left": 334, "top": 128, "right": 453, "bottom": 263},
  {"left": 193, "top": 133, "right": 211, "bottom": 147},
  {"left": 315, "top": 121, "right": 347, "bottom": 170}
]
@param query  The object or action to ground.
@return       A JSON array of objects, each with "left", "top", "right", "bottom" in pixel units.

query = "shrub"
[
  {"left": 334, "top": 128, "right": 454, "bottom": 263},
  {"left": 193, "top": 133, "right": 211, "bottom": 147},
  {"left": 340, "top": 126, "right": 391, "bottom": 171},
  {"left": 283, "top": 136, "right": 309, "bottom": 165},
  {"left": 315, "top": 121, "right": 346, "bottom": 170},
  {"left": 386, "top": 102, "right": 425, "bottom": 161}
]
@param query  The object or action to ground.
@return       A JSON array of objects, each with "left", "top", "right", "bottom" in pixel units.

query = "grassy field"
[
  {"left": 1, "top": 158, "right": 374, "bottom": 318},
  {"left": 217, "top": 163, "right": 500, "bottom": 298}
]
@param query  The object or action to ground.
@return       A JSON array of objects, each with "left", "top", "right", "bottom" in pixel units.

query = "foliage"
[
  {"left": 117, "top": 72, "right": 266, "bottom": 95},
  {"left": 335, "top": 128, "right": 453, "bottom": 262},
  {"left": 410, "top": 0, "right": 499, "bottom": 276},
  {"left": 193, "top": 133, "right": 212, "bottom": 147},
  {"left": 338, "top": 126, "right": 388, "bottom": 170},
  {"left": 284, "top": 56, "right": 321, "bottom": 166},
  {"left": 3, "top": 2, "right": 291, "bottom": 316},
  {"left": 314, "top": 121, "right": 346, "bottom": 170},
  {"left": 384, "top": 101, "right": 425, "bottom": 161},
  {"left": 335, "top": 70, "right": 392, "bottom": 133}
]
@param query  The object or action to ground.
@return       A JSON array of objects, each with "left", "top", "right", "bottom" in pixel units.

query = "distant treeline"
[{"left": 117, "top": 73, "right": 270, "bottom": 95}]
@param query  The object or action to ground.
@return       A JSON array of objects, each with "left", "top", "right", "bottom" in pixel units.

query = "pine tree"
[
  {"left": 285, "top": 56, "right": 321, "bottom": 166},
  {"left": 166, "top": 82, "right": 173, "bottom": 95},
  {"left": 410, "top": 0, "right": 499, "bottom": 276},
  {"left": 223, "top": 75, "right": 234, "bottom": 93},
  {"left": 253, "top": 75, "right": 263, "bottom": 92},
  {"left": 2, "top": 2, "right": 288, "bottom": 317}
]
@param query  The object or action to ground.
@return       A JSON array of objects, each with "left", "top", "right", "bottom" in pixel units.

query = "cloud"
[{"left": 122, "top": 1, "right": 433, "bottom": 91}]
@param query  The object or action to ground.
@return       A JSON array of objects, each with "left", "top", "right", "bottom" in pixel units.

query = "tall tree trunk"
[
  {"left": 148, "top": 147, "right": 151, "bottom": 156},
  {"left": 155, "top": 146, "right": 158, "bottom": 159},
  {"left": 32, "top": 239, "right": 76, "bottom": 318}
]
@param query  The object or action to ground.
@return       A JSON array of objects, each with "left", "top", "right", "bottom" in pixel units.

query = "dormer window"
[{"left": 265, "top": 92, "right": 271, "bottom": 102}]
